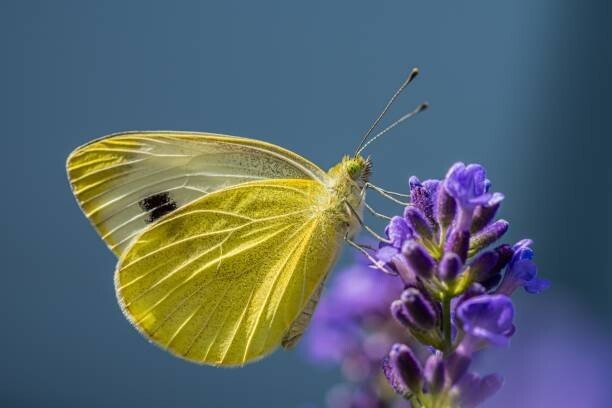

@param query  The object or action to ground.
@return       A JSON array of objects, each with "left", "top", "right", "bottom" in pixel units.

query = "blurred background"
[{"left": 2, "top": 1, "right": 610, "bottom": 407}]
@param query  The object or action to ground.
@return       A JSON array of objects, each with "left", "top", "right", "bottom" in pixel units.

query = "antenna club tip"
[
  {"left": 407, "top": 67, "right": 420, "bottom": 83},
  {"left": 418, "top": 102, "right": 429, "bottom": 112}
]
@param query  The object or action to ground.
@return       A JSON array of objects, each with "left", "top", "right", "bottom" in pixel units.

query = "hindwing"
[{"left": 115, "top": 179, "right": 344, "bottom": 366}]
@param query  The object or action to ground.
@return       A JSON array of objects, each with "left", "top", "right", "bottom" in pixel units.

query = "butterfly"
[{"left": 66, "top": 68, "right": 426, "bottom": 366}]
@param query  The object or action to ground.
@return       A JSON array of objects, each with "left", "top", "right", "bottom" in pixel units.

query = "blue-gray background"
[{"left": 2, "top": 1, "right": 610, "bottom": 407}]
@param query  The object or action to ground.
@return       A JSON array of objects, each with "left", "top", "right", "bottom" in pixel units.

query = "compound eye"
[{"left": 346, "top": 161, "right": 362, "bottom": 180}]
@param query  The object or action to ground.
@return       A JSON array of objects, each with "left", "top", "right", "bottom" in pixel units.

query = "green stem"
[
  {"left": 410, "top": 392, "right": 426, "bottom": 408},
  {"left": 442, "top": 297, "right": 452, "bottom": 354}
]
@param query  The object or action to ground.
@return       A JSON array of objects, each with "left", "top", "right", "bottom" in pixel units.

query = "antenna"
[
  {"left": 354, "top": 67, "right": 420, "bottom": 155},
  {"left": 355, "top": 102, "right": 428, "bottom": 156}
]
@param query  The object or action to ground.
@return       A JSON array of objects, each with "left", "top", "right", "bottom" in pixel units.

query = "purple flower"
[
  {"left": 497, "top": 240, "right": 550, "bottom": 295},
  {"left": 444, "top": 163, "right": 503, "bottom": 231},
  {"left": 456, "top": 294, "right": 515, "bottom": 349},
  {"left": 444, "top": 163, "right": 494, "bottom": 211}
]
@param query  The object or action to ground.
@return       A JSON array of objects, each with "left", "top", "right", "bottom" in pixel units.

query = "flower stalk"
[{"left": 442, "top": 296, "right": 452, "bottom": 354}]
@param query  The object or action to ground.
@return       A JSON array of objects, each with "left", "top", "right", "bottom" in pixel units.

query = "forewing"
[
  {"left": 115, "top": 179, "right": 343, "bottom": 366},
  {"left": 66, "top": 131, "right": 327, "bottom": 256}
]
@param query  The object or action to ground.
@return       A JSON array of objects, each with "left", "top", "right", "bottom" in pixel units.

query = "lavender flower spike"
[{"left": 304, "top": 161, "right": 548, "bottom": 408}]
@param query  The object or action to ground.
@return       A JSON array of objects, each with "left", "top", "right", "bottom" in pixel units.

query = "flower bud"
[
  {"left": 469, "top": 220, "right": 509, "bottom": 254},
  {"left": 408, "top": 176, "right": 421, "bottom": 191},
  {"left": 399, "top": 288, "right": 437, "bottom": 331},
  {"left": 436, "top": 186, "right": 456, "bottom": 229},
  {"left": 402, "top": 241, "right": 435, "bottom": 279},
  {"left": 469, "top": 250, "right": 500, "bottom": 282},
  {"left": 390, "top": 299, "right": 412, "bottom": 328},
  {"left": 383, "top": 356, "right": 408, "bottom": 396},
  {"left": 476, "top": 245, "right": 513, "bottom": 290},
  {"left": 445, "top": 229, "right": 470, "bottom": 262},
  {"left": 404, "top": 206, "right": 433, "bottom": 241},
  {"left": 494, "top": 244, "right": 514, "bottom": 270},
  {"left": 424, "top": 354, "right": 447, "bottom": 394},
  {"left": 470, "top": 193, "right": 504, "bottom": 233},
  {"left": 389, "top": 343, "right": 423, "bottom": 393},
  {"left": 438, "top": 252, "right": 463, "bottom": 282}
]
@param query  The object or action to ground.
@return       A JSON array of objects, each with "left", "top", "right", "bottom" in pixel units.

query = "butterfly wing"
[
  {"left": 281, "top": 280, "right": 324, "bottom": 349},
  {"left": 114, "top": 178, "right": 345, "bottom": 366},
  {"left": 66, "top": 131, "right": 327, "bottom": 256}
]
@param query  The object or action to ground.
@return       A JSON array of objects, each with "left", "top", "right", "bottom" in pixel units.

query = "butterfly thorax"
[{"left": 324, "top": 155, "right": 371, "bottom": 237}]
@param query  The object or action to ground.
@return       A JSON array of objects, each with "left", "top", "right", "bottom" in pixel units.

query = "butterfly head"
[{"left": 329, "top": 156, "right": 372, "bottom": 187}]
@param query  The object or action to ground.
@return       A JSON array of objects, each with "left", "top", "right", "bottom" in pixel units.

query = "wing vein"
[{"left": 241, "top": 218, "right": 316, "bottom": 361}]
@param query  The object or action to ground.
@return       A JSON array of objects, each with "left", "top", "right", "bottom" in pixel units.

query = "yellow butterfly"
[{"left": 66, "top": 68, "right": 426, "bottom": 366}]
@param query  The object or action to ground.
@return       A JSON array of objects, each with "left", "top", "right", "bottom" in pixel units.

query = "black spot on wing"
[{"left": 139, "top": 192, "right": 178, "bottom": 223}]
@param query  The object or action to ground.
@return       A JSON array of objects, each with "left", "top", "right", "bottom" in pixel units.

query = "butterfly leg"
[
  {"left": 365, "top": 182, "right": 410, "bottom": 206},
  {"left": 344, "top": 233, "right": 394, "bottom": 275},
  {"left": 345, "top": 201, "right": 390, "bottom": 244},
  {"left": 367, "top": 183, "right": 410, "bottom": 198},
  {"left": 357, "top": 185, "right": 392, "bottom": 220},
  {"left": 364, "top": 201, "right": 392, "bottom": 220}
]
